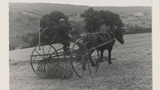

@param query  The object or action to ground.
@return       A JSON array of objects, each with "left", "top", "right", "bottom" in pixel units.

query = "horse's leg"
[
  {"left": 99, "top": 50, "right": 104, "bottom": 62},
  {"left": 89, "top": 50, "right": 97, "bottom": 66},
  {"left": 108, "top": 49, "right": 112, "bottom": 64}
]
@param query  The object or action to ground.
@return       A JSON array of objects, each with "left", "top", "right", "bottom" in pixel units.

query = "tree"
[
  {"left": 22, "top": 35, "right": 29, "bottom": 43},
  {"left": 50, "top": 11, "right": 68, "bottom": 24},
  {"left": 31, "top": 11, "right": 71, "bottom": 46},
  {"left": 30, "top": 36, "right": 39, "bottom": 47},
  {"left": 16, "top": 35, "right": 20, "bottom": 38},
  {"left": 40, "top": 11, "right": 69, "bottom": 30},
  {"left": 40, "top": 14, "right": 52, "bottom": 30},
  {"left": 98, "top": 10, "right": 123, "bottom": 29},
  {"left": 81, "top": 8, "right": 123, "bottom": 33},
  {"left": 81, "top": 8, "right": 102, "bottom": 33},
  {"left": 30, "top": 33, "right": 39, "bottom": 47},
  {"left": 9, "top": 44, "right": 15, "bottom": 50}
]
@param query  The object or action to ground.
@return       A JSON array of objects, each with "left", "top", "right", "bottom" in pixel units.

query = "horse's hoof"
[
  {"left": 91, "top": 63, "right": 97, "bottom": 67},
  {"left": 108, "top": 62, "right": 112, "bottom": 64},
  {"left": 99, "top": 60, "right": 104, "bottom": 63}
]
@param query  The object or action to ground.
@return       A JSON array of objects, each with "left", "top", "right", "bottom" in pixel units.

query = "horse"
[{"left": 83, "top": 29, "right": 124, "bottom": 66}]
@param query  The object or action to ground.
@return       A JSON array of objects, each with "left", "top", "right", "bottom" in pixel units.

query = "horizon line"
[{"left": 9, "top": 2, "right": 152, "bottom": 7}]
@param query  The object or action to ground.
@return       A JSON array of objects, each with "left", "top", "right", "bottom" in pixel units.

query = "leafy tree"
[
  {"left": 30, "top": 33, "right": 39, "bottom": 47},
  {"left": 81, "top": 8, "right": 102, "bottom": 33},
  {"left": 40, "top": 14, "right": 52, "bottom": 30},
  {"left": 9, "top": 44, "right": 15, "bottom": 50},
  {"left": 22, "top": 35, "right": 29, "bottom": 43},
  {"left": 81, "top": 9, "right": 123, "bottom": 33},
  {"left": 40, "top": 11, "right": 69, "bottom": 30},
  {"left": 16, "top": 35, "right": 20, "bottom": 38},
  {"left": 30, "top": 37, "right": 39, "bottom": 47},
  {"left": 50, "top": 11, "right": 68, "bottom": 24},
  {"left": 98, "top": 10, "right": 123, "bottom": 29},
  {"left": 31, "top": 11, "right": 71, "bottom": 46}
]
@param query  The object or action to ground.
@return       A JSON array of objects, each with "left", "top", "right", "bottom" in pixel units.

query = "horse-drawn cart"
[
  {"left": 30, "top": 37, "right": 101, "bottom": 78},
  {"left": 30, "top": 29, "right": 124, "bottom": 79}
]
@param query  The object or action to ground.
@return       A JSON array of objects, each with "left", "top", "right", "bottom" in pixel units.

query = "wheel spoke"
[
  {"left": 37, "top": 61, "right": 43, "bottom": 71},
  {"left": 43, "top": 62, "right": 46, "bottom": 73},
  {"left": 32, "top": 56, "right": 37, "bottom": 62},
  {"left": 34, "top": 49, "right": 45, "bottom": 59},
  {"left": 47, "top": 46, "right": 52, "bottom": 55},
  {"left": 42, "top": 46, "right": 45, "bottom": 58},
  {"left": 87, "top": 60, "right": 92, "bottom": 76},
  {"left": 74, "top": 62, "right": 83, "bottom": 69},
  {"left": 82, "top": 70, "right": 84, "bottom": 77},
  {"left": 91, "top": 55, "right": 98, "bottom": 58}
]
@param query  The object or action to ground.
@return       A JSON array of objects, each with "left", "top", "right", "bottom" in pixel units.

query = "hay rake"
[{"left": 30, "top": 37, "right": 103, "bottom": 78}]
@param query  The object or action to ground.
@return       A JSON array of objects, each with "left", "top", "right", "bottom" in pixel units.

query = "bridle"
[{"left": 109, "top": 30, "right": 124, "bottom": 43}]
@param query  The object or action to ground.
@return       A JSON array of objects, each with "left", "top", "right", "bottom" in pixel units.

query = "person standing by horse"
[{"left": 52, "top": 18, "right": 71, "bottom": 54}]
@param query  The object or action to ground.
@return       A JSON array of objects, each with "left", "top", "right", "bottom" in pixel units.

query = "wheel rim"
[
  {"left": 30, "top": 43, "right": 59, "bottom": 77},
  {"left": 70, "top": 38, "right": 84, "bottom": 78},
  {"left": 70, "top": 39, "right": 100, "bottom": 78}
]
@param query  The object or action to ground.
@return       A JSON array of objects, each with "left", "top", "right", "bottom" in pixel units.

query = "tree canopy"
[
  {"left": 30, "top": 9, "right": 124, "bottom": 47},
  {"left": 30, "top": 11, "right": 70, "bottom": 46},
  {"left": 40, "top": 11, "right": 69, "bottom": 30},
  {"left": 98, "top": 10, "right": 123, "bottom": 29},
  {"left": 81, "top": 8, "right": 124, "bottom": 33},
  {"left": 81, "top": 8, "right": 101, "bottom": 33}
]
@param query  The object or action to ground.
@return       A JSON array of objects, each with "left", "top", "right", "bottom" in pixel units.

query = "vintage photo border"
[{"left": 0, "top": 0, "right": 159, "bottom": 90}]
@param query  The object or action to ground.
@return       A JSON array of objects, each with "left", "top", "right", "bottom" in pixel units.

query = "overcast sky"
[{"left": 9, "top": 0, "right": 152, "bottom": 6}]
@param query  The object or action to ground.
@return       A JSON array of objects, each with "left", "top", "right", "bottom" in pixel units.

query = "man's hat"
[{"left": 59, "top": 18, "right": 65, "bottom": 22}]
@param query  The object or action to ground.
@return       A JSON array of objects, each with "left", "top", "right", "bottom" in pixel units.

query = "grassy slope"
[
  {"left": 9, "top": 33, "right": 152, "bottom": 90},
  {"left": 9, "top": 3, "right": 151, "bottom": 48}
]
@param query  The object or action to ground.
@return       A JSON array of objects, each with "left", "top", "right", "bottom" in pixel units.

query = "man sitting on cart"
[
  {"left": 52, "top": 18, "right": 84, "bottom": 55},
  {"left": 52, "top": 18, "right": 71, "bottom": 54}
]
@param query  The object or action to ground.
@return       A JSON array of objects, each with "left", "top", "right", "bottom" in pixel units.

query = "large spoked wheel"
[
  {"left": 30, "top": 43, "right": 59, "bottom": 78},
  {"left": 70, "top": 38, "right": 100, "bottom": 78}
]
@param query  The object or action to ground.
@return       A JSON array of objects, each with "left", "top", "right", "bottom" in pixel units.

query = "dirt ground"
[{"left": 9, "top": 33, "right": 152, "bottom": 90}]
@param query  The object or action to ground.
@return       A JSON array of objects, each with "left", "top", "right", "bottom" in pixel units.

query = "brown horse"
[{"left": 83, "top": 29, "right": 124, "bottom": 66}]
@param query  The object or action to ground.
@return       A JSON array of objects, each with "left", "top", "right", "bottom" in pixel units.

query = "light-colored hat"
[{"left": 59, "top": 18, "right": 65, "bottom": 22}]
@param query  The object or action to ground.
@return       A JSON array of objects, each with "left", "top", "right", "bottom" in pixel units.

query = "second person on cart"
[{"left": 52, "top": 18, "right": 71, "bottom": 55}]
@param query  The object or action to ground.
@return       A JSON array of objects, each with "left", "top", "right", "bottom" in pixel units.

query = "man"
[{"left": 52, "top": 18, "right": 71, "bottom": 54}]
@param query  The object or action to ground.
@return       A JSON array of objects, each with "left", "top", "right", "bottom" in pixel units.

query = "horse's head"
[{"left": 112, "top": 29, "right": 125, "bottom": 44}]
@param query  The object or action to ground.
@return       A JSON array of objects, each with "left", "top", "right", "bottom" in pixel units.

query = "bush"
[
  {"left": 9, "top": 44, "right": 15, "bottom": 51},
  {"left": 124, "top": 25, "right": 152, "bottom": 34},
  {"left": 22, "top": 35, "right": 29, "bottom": 43},
  {"left": 30, "top": 34, "right": 39, "bottom": 47}
]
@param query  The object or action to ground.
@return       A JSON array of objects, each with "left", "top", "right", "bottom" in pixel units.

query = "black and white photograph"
[{"left": 5, "top": 0, "right": 158, "bottom": 90}]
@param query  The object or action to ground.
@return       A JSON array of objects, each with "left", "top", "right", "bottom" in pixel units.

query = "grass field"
[{"left": 9, "top": 33, "right": 152, "bottom": 90}]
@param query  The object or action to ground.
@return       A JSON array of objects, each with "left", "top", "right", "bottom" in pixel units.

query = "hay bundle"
[
  {"left": 37, "top": 59, "right": 73, "bottom": 79},
  {"left": 36, "top": 61, "right": 48, "bottom": 79}
]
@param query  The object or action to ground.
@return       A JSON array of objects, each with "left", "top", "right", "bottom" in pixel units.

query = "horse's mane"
[{"left": 83, "top": 31, "right": 115, "bottom": 49}]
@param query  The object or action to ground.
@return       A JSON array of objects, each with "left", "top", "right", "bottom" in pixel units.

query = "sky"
[{"left": 9, "top": 0, "right": 152, "bottom": 6}]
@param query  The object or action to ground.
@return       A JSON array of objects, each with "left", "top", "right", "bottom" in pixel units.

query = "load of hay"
[{"left": 36, "top": 59, "right": 73, "bottom": 79}]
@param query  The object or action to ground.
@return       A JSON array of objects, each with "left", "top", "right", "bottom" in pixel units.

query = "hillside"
[
  {"left": 9, "top": 33, "right": 152, "bottom": 90},
  {"left": 9, "top": 3, "right": 151, "bottom": 48}
]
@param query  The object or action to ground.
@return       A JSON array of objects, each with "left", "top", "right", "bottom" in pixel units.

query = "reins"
[{"left": 91, "top": 39, "right": 116, "bottom": 50}]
